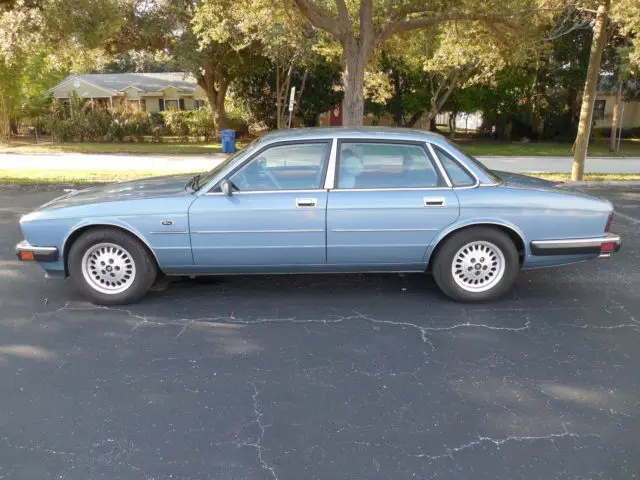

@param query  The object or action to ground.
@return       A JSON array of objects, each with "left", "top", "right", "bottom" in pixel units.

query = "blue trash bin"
[{"left": 221, "top": 129, "right": 236, "bottom": 153}]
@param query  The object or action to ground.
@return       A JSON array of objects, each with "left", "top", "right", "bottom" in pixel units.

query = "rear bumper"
[
  {"left": 15, "top": 240, "right": 59, "bottom": 262},
  {"left": 530, "top": 233, "right": 621, "bottom": 257}
]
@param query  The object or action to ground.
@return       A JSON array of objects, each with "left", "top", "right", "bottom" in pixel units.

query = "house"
[
  {"left": 593, "top": 93, "right": 640, "bottom": 131},
  {"left": 49, "top": 72, "right": 209, "bottom": 112}
]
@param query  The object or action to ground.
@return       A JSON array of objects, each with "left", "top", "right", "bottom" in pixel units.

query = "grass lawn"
[
  {"left": 0, "top": 169, "right": 638, "bottom": 186},
  {"left": 0, "top": 169, "right": 195, "bottom": 185},
  {"left": 457, "top": 138, "right": 640, "bottom": 157},
  {"left": 0, "top": 140, "right": 248, "bottom": 155}
]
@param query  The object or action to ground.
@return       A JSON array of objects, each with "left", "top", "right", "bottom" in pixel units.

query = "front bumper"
[
  {"left": 15, "top": 240, "right": 59, "bottom": 262},
  {"left": 530, "top": 233, "right": 621, "bottom": 257}
]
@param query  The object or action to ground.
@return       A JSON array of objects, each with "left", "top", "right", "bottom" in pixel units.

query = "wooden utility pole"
[
  {"left": 571, "top": 0, "right": 610, "bottom": 181},
  {"left": 609, "top": 73, "right": 623, "bottom": 152}
]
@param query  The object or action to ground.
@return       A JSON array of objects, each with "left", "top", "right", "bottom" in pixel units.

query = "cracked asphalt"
[{"left": 1, "top": 186, "right": 639, "bottom": 480}]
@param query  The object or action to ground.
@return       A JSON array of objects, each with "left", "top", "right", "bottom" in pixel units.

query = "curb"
[{"left": 560, "top": 181, "right": 640, "bottom": 187}]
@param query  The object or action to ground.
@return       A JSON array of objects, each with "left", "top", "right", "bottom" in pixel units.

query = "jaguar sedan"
[{"left": 17, "top": 127, "right": 621, "bottom": 304}]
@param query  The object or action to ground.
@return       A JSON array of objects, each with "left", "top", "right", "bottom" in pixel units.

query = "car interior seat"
[{"left": 339, "top": 149, "right": 364, "bottom": 188}]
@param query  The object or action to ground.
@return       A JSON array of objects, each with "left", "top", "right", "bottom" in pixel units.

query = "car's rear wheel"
[
  {"left": 68, "top": 228, "right": 157, "bottom": 305},
  {"left": 432, "top": 227, "right": 519, "bottom": 302}
]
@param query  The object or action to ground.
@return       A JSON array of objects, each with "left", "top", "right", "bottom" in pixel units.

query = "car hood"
[{"left": 38, "top": 173, "right": 196, "bottom": 211}]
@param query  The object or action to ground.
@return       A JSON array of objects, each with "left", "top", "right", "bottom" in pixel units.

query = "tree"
[
  {"left": 290, "top": 0, "right": 535, "bottom": 126},
  {"left": 572, "top": 0, "right": 610, "bottom": 181},
  {"left": 233, "top": 57, "right": 342, "bottom": 128},
  {"left": 194, "top": 0, "right": 330, "bottom": 128}
]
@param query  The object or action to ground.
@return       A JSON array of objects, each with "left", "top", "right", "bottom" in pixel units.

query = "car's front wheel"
[
  {"left": 432, "top": 227, "right": 519, "bottom": 302},
  {"left": 68, "top": 228, "right": 158, "bottom": 305}
]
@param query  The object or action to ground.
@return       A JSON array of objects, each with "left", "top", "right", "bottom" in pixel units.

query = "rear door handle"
[
  {"left": 296, "top": 198, "right": 318, "bottom": 208},
  {"left": 424, "top": 196, "right": 445, "bottom": 207}
]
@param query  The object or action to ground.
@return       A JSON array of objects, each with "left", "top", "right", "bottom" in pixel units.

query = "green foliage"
[{"left": 233, "top": 57, "right": 342, "bottom": 128}]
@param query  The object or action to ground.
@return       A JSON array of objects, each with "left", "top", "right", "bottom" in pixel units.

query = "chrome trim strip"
[
  {"left": 16, "top": 240, "right": 57, "bottom": 254},
  {"left": 331, "top": 186, "right": 449, "bottom": 192},
  {"left": 426, "top": 143, "right": 453, "bottom": 187},
  {"left": 206, "top": 189, "right": 325, "bottom": 196},
  {"left": 192, "top": 229, "right": 324, "bottom": 234},
  {"left": 332, "top": 228, "right": 437, "bottom": 233},
  {"left": 324, "top": 138, "right": 338, "bottom": 189},
  {"left": 531, "top": 234, "right": 621, "bottom": 249},
  {"left": 149, "top": 231, "right": 189, "bottom": 235}
]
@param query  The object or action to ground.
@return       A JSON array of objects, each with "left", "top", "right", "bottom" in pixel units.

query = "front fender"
[{"left": 62, "top": 217, "right": 161, "bottom": 267}]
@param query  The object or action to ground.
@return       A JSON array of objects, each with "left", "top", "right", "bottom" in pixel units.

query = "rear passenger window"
[
  {"left": 337, "top": 142, "right": 443, "bottom": 189},
  {"left": 434, "top": 147, "right": 476, "bottom": 187}
]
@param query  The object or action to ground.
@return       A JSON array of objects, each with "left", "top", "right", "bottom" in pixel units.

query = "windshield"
[{"left": 191, "top": 139, "right": 259, "bottom": 191}]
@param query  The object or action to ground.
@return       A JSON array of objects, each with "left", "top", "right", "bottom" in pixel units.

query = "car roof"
[{"left": 258, "top": 127, "right": 445, "bottom": 143}]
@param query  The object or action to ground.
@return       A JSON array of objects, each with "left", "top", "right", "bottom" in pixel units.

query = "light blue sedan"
[{"left": 17, "top": 128, "right": 621, "bottom": 304}]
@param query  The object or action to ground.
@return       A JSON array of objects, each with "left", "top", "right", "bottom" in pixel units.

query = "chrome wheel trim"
[
  {"left": 81, "top": 242, "right": 136, "bottom": 295},
  {"left": 451, "top": 240, "right": 506, "bottom": 293}
]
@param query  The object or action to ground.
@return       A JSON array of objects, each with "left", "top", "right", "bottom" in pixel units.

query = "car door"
[
  {"left": 188, "top": 140, "right": 331, "bottom": 269},
  {"left": 327, "top": 140, "right": 460, "bottom": 268}
]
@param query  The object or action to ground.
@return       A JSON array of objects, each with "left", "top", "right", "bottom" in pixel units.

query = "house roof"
[{"left": 53, "top": 72, "right": 198, "bottom": 95}]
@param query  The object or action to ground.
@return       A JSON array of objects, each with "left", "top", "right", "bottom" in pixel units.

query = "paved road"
[
  {"left": 2, "top": 152, "right": 640, "bottom": 173},
  {"left": 1, "top": 187, "right": 639, "bottom": 479}
]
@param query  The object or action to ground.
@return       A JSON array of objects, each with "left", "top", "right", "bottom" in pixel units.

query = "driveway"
[
  {"left": 1, "top": 187, "right": 639, "bottom": 479},
  {"left": 2, "top": 152, "right": 640, "bottom": 173}
]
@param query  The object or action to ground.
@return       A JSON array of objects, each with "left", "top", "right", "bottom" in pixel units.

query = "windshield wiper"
[{"left": 187, "top": 173, "right": 202, "bottom": 191}]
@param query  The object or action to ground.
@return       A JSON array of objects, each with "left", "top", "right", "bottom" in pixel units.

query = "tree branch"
[
  {"left": 292, "top": 0, "right": 341, "bottom": 38},
  {"left": 377, "top": 12, "right": 519, "bottom": 45},
  {"left": 359, "top": 0, "right": 374, "bottom": 48},
  {"left": 335, "top": 0, "right": 352, "bottom": 36}
]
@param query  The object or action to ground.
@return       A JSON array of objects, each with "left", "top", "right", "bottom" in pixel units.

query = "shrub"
[
  {"left": 225, "top": 114, "right": 249, "bottom": 137},
  {"left": 107, "top": 109, "right": 152, "bottom": 142},
  {"left": 186, "top": 107, "right": 216, "bottom": 140},
  {"left": 163, "top": 110, "right": 190, "bottom": 139},
  {"left": 45, "top": 117, "right": 79, "bottom": 142},
  {"left": 84, "top": 110, "right": 112, "bottom": 142}
]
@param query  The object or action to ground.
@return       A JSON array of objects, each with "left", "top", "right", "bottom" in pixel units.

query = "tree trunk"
[
  {"left": 199, "top": 69, "right": 229, "bottom": 135},
  {"left": 571, "top": 0, "right": 610, "bottom": 181},
  {"left": 449, "top": 111, "right": 457, "bottom": 136},
  {"left": 342, "top": 40, "right": 367, "bottom": 126},
  {"left": 276, "top": 66, "right": 282, "bottom": 130},
  {"left": 609, "top": 73, "right": 623, "bottom": 152}
]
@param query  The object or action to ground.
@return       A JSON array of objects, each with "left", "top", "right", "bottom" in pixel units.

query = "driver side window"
[{"left": 230, "top": 142, "right": 330, "bottom": 192}]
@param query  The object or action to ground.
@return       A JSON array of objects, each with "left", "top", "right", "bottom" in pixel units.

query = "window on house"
[
  {"left": 165, "top": 99, "right": 179, "bottom": 111},
  {"left": 194, "top": 99, "right": 206, "bottom": 109},
  {"left": 594, "top": 100, "right": 606, "bottom": 120}
]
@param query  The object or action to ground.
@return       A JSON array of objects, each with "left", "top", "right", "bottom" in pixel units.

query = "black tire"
[
  {"left": 432, "top": 227, "right": 519, "bottom": 302},
  {"left": 68, "top": 228, "right": 158, "bottom": 305}
]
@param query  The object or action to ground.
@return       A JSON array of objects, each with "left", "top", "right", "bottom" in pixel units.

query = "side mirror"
[{"left": 220, "top": 178, "right": 233, "bottom": 196}]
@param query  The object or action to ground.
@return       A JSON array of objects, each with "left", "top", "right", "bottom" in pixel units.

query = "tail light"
[{"left": 605, "top": 212, "right": 614, "bottom": 232}]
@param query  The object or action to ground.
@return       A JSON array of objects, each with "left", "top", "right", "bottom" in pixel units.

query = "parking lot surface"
[{"left": 1, "top": 186, "right": 639, "bottom": 479}]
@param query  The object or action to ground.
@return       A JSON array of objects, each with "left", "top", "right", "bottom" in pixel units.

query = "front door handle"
[
  {"left": 296, "top": 198, "right": 318, "bottom": 208},
  {"left": 424, "top": 196, "right": 445, "bottom": 207}
]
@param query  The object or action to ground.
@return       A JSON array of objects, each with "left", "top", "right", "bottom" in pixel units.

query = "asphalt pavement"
[
  {"left": 1, "top": 186, "right": 639, "bottom": 479},
  {"left": 2, "top": 152, "right": 640, "bottom": 173}
]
